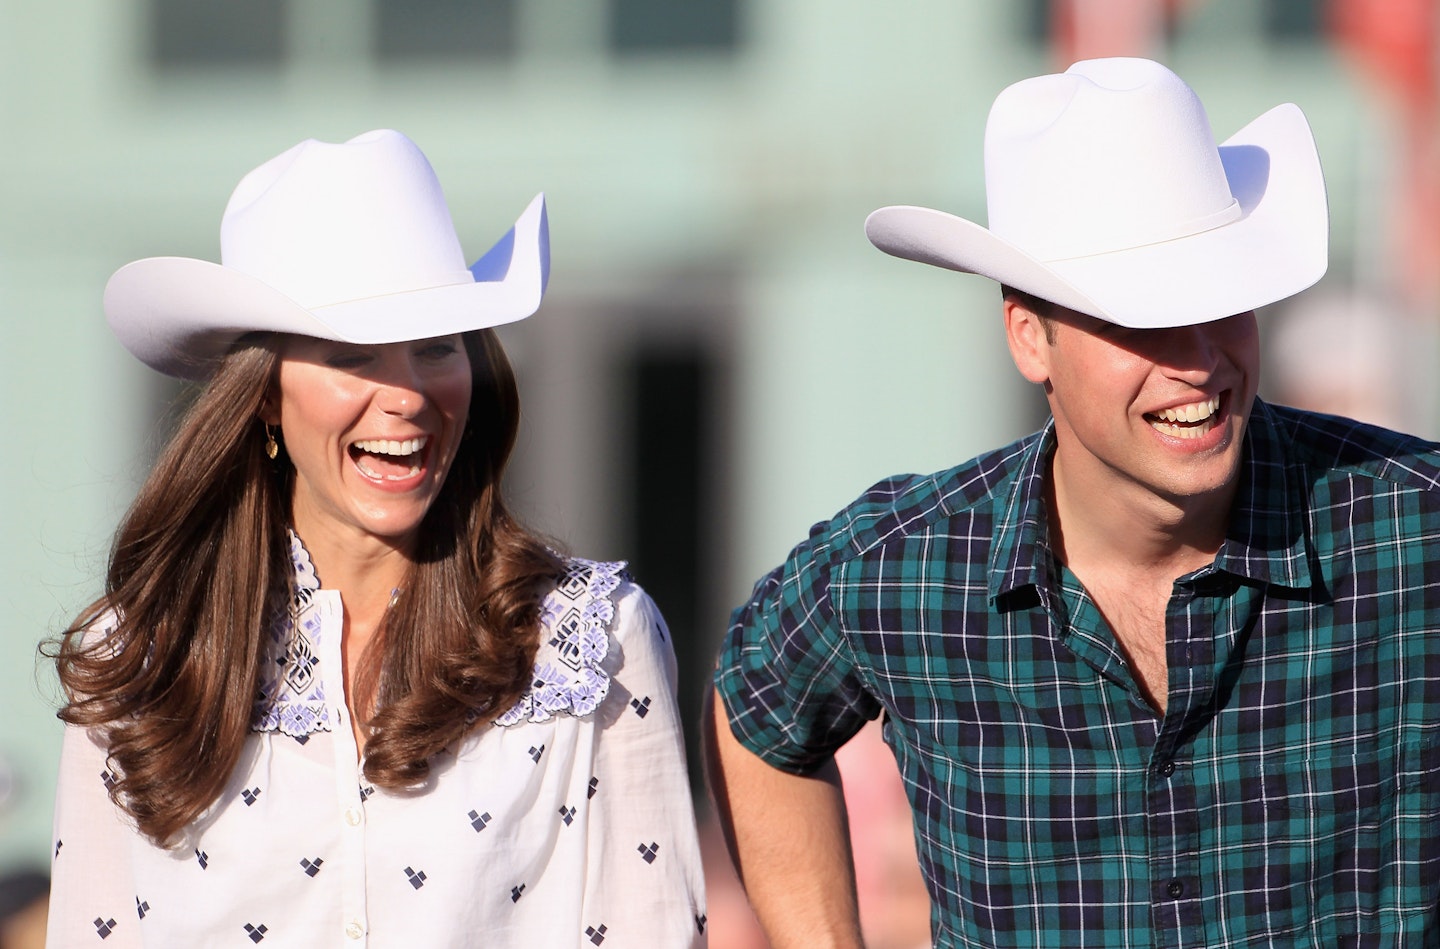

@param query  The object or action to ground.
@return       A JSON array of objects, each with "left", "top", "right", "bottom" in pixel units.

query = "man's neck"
[{"left": 1046, "top": 448, "right": 1237, "bottom": 582}]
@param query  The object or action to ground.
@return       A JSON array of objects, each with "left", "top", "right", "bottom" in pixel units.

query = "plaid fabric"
[{"left": 716, "top": 400, "right": 1440, "bottom": 948}]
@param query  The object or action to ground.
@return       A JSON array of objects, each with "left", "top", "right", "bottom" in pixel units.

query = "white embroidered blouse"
[{"left": 47, "top": 536, "right": 708, "bottom": 947}]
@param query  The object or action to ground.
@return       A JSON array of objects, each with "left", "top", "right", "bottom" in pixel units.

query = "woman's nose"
[{"left": 373, "top": 358, "right": 427, "bottom": 417}]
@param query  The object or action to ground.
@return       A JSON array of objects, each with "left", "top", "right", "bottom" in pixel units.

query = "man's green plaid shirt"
[{"left": 717, "top": 399, "right": 1440, "bottom": 948}]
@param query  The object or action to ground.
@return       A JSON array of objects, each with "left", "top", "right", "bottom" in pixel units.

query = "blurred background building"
[{"left": 3, "top": 1, "right": 1438, "bottom": 946}]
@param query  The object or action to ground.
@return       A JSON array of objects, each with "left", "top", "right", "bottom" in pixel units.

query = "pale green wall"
[{"left": 0, "top": 0, "right": 1411, "bottom": 873}]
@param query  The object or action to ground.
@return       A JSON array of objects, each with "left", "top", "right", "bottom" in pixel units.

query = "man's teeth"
[
  {"left": 352, "top": 436, "right": 428, "bottom": 456},
  {"left": 1152, "top": 397, "right": 1219, "bottom": 424},
  {"left": 1148, "top": 397, "right": 1222, "bottom": 439}
]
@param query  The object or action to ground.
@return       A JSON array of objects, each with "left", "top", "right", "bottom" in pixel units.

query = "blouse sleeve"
[
  {"left": 582, "top": 583, "right": 708, "bottom": 947},
  {"left": 47, "top": 721, "right": 146, "bottom": 948}
]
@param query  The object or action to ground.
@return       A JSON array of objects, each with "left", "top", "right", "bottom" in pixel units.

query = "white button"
[
  {"left": 344, "top": 807, "right": 363, "bottom": 826},
  {"left": 345, "top": 920, "right": 364, "bottom": 939}
]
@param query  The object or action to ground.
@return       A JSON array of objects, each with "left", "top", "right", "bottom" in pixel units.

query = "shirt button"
[
  {"left": 1166, "top": 880, "right": 1185, "bottom": 899},
  {"left": 1157, "top": 759, "right": 1176, "bottom": 778},
  {"left": 344, "top": 807, "right": 363, "bottom": 826},
  {"left": 345, "top": 920, "right": 364, "bottom": 939}
]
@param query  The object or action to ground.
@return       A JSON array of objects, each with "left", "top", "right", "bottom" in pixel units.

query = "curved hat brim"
[
  {"left": 864, "top": 104, "right": 1328, "bottom": 327},
  {"left": 106, "top": 193, "right": 549, "bottom": 379}
]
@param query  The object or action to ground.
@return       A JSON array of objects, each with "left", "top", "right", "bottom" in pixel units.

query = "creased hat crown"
[
  {"left": 986, "top": 58, "right": 1241, "bottom": 261},
  {"left": 221, "top": 129, "right": 475, "bottom": 309},
  {"left": 864, "top": 57, "right": 1329, "bottom": 328}
]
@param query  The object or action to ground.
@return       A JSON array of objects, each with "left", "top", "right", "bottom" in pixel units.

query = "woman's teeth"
[
  {"left": 1148, "top": 397, "right": 1221, "bottom": 439},
  {"left": 352, "top": 436, "right": 428, "bottom": 456},
  {"left": 351, "top": 436, "right": 428, "bottom": 480}
]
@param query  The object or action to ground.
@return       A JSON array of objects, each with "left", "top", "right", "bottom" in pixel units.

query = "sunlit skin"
[
  {"left": 1004, "top": 300, "right": 1260, "bottom": 713},
  {"left": 266, "top": 333, "right": 472, "bottom": 557},
  {"left": 1005, "top": 300, "right": 1260, "bottom": 563},
  {"left": 260, "top": 333, "right": 473, "bottom": 749}
]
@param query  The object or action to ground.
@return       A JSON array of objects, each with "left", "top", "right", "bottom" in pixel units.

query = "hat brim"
[
  {"left": 105, "top": 193, "right": 549, "bottom": 379},
  {"left": 864, "top": 104, "right": 1328, "bottom": 327}
]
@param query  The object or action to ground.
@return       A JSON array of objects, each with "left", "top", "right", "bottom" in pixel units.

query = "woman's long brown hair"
[{"left": 52, "top": 329, "right": 560, "bottom": 847}]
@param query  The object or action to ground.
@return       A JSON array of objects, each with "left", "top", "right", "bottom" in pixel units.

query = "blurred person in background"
[
  {"left": 708, "top": 57, "right": 1440, "bottom": 947},
  {"left": 46, "top": 129, "right": 705, "bottom": 947},
  {"left": 0, "top": 869, "right": 47, "bottom": 949}
]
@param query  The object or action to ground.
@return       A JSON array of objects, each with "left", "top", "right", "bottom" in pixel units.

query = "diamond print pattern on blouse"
[
  {"left": 629, "top": 696, "right": 651, "bottom": 718},
  {"left": 101, "top": 769, "right": 118, "bottom": 791},
  {"left": 242, "top": 787, "right": 262, "bottom": 806},
  {"left": 528, "top": 744, "right": 545, "bottom": 763},
  {"left": 300, "top": 857, "right": 323, "bottom": 877},
  {"left": 585, "top": 923, "right": 608, "bottom": 944},
  {"left": 468, "top": 810, "right": 492, "bottom": 832},
  {"left": 587, "top": 776, "right": 600, "bottom": 799},
  {"left": 404, "top": 867, "right": 427, "bottom": 890},
  {"left": 511, "top": 884, "right": 526, "bottom": 903},
  {"left": 136, "top": 897, "right": 149, "bottom": 919},
  {"left": 195, "top": 850, "right": 209, "bottom": 870},
  {"left": 637, "top": 842, "right": 659, "bottom": 864},
  {"left": 244, "top": 922, "right": 268, "bottom": 942},
  {"left": 94, "top": 917, "right": 118, "bottom": 939},
  {"left": 558, "top": 805, "right": 576, "bottom": 826}
]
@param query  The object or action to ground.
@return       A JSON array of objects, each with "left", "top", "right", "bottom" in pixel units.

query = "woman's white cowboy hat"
[
  {"left": 864, "top": 57, "right": 1328, "bottom": 328},
  {"left": 105, "top": 128, "right": 549, "bottom": 378}
]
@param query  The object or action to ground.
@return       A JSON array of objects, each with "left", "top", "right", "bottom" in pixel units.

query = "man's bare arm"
[{"left": 703, "top": 687, "right": 865, "bottom": 949}]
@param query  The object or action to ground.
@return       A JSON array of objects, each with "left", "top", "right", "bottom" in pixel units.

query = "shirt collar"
[
  {"left": 987, "top": 400, "right": 1315, "bottom": 600},
  {"left": 1213, "top": 399, "right": 1314, "bottom": 589},
  {"left": 287, "top": 528, "right": 322, "bottom": 595},
  {"left": 988, "top": 423, "right": 1058, "bottom": 602}
]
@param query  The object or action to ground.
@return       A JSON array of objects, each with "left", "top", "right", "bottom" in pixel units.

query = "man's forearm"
[{"left": 704, "top": 688, "right": 865, "bottom": 949}]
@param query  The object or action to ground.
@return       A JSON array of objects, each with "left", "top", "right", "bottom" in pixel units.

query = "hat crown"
[
  {"left": 220, "top": 129, "right": 473, "bottom": 309},
  {"left": 985, "top": 58, "right": 1241, "bottom": 262}
]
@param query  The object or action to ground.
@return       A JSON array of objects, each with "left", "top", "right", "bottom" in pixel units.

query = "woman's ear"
[
  {"left": 257, "top": 395, "right": 280, "bottom": 427},
  {"left": 1003, "top": 296, "right": 1052, "bottom": 386}
]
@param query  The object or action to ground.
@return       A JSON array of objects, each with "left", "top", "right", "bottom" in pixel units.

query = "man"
[{"left": 707, "top": 57, "right": 1440, "bottom": 947}]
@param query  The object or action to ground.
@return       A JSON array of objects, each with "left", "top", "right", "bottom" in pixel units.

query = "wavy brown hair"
[{"left": 52, "top": 329, "right": 560, "bottom": 847}]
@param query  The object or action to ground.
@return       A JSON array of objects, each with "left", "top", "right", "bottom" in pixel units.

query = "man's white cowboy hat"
[
  {"left": 105, "top": 128, "right": 549, "bottom": 378},
  {"left": 865, "top": 57, "right": 1328, "bottom": 328}
]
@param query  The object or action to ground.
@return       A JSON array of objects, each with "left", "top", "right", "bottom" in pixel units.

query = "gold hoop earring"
[{"left": 264, "top": 424, "right": 279, "bottom": 460}]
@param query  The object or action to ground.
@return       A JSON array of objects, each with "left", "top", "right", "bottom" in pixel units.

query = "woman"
[{"left": 46, "top": 129, "right": 707, "bottom": 947}]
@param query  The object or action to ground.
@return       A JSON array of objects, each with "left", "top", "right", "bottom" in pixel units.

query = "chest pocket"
[{"left": 1227, "top": 737, "right": 1440, "bottom": 941}]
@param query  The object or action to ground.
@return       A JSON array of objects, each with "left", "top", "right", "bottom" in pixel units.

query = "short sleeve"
[
  {"left": 714, "top": 521, "right": 880, "bottom": 775},
  {"left": 582, "top": 584, "right": 709, "bottom": 946},
  {"left": 47, "top": 722, "right": 146, "bottom": 948}
]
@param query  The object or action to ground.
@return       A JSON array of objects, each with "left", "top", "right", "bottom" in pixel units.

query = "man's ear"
[{"left": 1003, "top": 296, "right": 1052, "bottom": 385}]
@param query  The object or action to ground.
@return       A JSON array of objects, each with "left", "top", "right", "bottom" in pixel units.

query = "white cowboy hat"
[
  {"left": 864, "top": 57, "right": 1328, "bottom": 328},
  {"left": 105, "top": 128, "right": 550, "bottom": 378}
]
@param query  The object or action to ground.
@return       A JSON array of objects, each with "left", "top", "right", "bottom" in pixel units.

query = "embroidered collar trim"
[
  {"left": 494, "top": 558, "right": 625, "bottom": 727},
  {"left": 252, "top": 532, "right": 626, "bottom": 736},
  {"left": 251, "top": 530, "right": 334, "bottom": 736}
]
